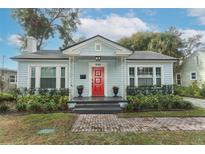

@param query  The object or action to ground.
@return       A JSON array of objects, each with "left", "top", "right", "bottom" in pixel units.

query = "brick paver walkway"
[{"left": 72, "top": 114, "right": 205, "bottom": 132}]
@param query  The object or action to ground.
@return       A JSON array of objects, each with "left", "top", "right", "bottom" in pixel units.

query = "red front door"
[{"left": 92, "top": 67, "right": 104, "bottom": 96}]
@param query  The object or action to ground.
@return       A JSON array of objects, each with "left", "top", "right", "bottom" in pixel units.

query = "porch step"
[
  {"left": 73, "top": 102, "right": 122, "bottom": 114},
  {"left": 73, "top": 107, "right": 122, "bottom": 114},
  {"left": 75, "top": 103, "right": 120, "bottom": 108}
]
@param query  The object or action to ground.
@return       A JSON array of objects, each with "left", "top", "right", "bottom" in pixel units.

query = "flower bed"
[
  {"left": 16, "top": 95, "right": 69, "bottom": 113},
  {"left": 126, "top": 94, "right": 193, "bottom": 112}
]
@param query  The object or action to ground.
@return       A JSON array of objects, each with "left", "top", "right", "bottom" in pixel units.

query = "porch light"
[{"left": 95, "top": 56, "right": 101, "bottom": 61}]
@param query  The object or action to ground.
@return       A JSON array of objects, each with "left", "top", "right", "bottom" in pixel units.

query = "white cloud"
[
  {"left": 180, "top": 29, "right": 205, "bottom": 42},
  {"left": 79, "top": 14, "right": 151, "bottom": 40},
  {"left": 187, "top": 8, "right": 205, "bottom": 25},
  {"left": 7, "top": 34, "right": 23, "bottom": 46}
]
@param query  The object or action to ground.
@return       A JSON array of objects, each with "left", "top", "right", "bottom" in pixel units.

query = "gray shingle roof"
[
  {"left": 11, "top": 50, "right": 177, "bottom": 61},
  {"left": 127, "top": 51, "right": 177, "bottom": 60},
  {"left": 11, "top": 50, "right": 68, "bottom": 60}
]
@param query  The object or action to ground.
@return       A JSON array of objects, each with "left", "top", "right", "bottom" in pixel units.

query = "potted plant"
[
  {"left": 113, "top": 86, "right": 119, "bottom": 97},
  {"left": 77, "top": 85, "right": 84, "bottom": 97}
]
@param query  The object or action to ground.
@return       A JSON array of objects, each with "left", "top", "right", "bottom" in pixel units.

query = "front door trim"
[{"left": 89, "top": 62, "right": 107, "bottom": 97}]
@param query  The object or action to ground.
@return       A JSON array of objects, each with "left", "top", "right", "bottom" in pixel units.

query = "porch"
[{"left": 68, "top": 96, "right": 128, "bottom": 114}]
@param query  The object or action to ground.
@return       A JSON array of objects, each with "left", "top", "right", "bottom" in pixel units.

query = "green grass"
[
  {"left": 1, "top": 112, "right": 205, "bottom": 144},
  {"left": 118, "top": 108, "right": 205, "bottom": 118}
]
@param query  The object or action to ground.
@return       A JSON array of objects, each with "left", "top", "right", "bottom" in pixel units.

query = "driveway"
[
  {"left": 72, "top": 114, "right": 205, "bottom": 132},
  {"left": 183, "top": 97, "right": 205, "bottom": 108}
]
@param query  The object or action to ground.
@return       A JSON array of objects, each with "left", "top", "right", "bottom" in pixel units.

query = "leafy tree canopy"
[
  {"left": 12, "top": 8, "right": 81, "bottom": 50},
  {"left": 118, "top": 27, "right": 202, "bottom": 58}
]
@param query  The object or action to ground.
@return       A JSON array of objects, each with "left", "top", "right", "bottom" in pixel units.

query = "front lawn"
[
  {"left": 1, "top": 112, "right": 205, "bottom": 144},
  {"left": 119, "top": 108, "right": 205, "bottom": 118}
]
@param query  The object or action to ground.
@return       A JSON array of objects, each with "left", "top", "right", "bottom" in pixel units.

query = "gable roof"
[
  {"left": 127, "top": 51, "right": 177, "bottom": 61},
  {"left": 61, "top": 35, "right": 133, "bottom": 52},
  {"left": 11, "top": 50, "right": 68, "bottom": 60}
]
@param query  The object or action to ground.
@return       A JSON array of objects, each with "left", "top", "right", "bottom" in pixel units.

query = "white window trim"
[
  {"left": 9, "top": 75, "right": 16, "bottom": 84},
  {"left": 95, "top": 43, "right": 101, "bottom": 52},
  {"left": 27, "top": 64, "right": 68, "bottom": 89},
  {"left": 89, "top": 62, "right": 107, "bottom": 97},
  {"left": 190, "top": 71, "right": 197, "bottom": 80},
  {"left": 127, "top": 64, "right": 164, "bottom": 87},
  {"left": 176, "top": 73, "right": 182, "bottom": 85}
]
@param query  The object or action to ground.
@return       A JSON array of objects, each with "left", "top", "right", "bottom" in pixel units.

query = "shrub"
[
  {"left": 16, "top": 95, "right": 69, "bottom": 113},
  {"left": 58, "top": 96, "right": 69, "bottom": 110},
  {"left": 126, "top": 94, "right": 193, "bottom": 112},
  {"left": 44, "top": 100, "right": 58, "bottom": 112},
  {"left": 0, "top": 93, "right": 15, "bottom": 102},
  {"left": 174, "top": 82, "right": 205, "bottom": 98},
  {"left": 200, "top": 84, "right": 205, "bottom": 97},
  {"left": 16, "top": 102, "right": 27, "bottom": 112},
  {"left": 9, "top": 88, "right": 21, "bottom": 99},
  {"left": 0, "top": 104, "right": 9, "bottom": 113},
  {"left": 28, "top": 101, "right": 45, "bottom": 113}
]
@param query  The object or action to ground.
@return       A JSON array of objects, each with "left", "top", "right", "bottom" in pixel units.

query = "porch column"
[
  {"left": 68, "top": 57, "right": 72, "bottom": 100},
  {"left": 35, "top": 66, "right": 40, "bottom": 89},
  {"left": 124, "top": 57, "right": 127, "bottom": 99},
  {"left": 121, "top": 56, "right": 125, "bottom": 98},
  {"left": 56, "top": 66, "right": 61, "bottom": 89},
  {"left": 72, "top": 56, "right": 75, "bottom": 98},
  {"left": 153, "top": 66, "right": 156, "bottom": 85}
]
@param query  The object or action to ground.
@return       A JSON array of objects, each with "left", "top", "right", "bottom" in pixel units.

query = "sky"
[{"left": 1, "top": 8, "right": 205, "bottom": 70}]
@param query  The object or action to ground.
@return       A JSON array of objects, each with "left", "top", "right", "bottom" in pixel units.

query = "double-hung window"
[
  {"left": 156, "top": 67, "right": 162, "bottom": 87},
  {"left": 190, "top": 72, "right": 197, "bottom": 80},
  {"left": 137, "top": 67, "right": 153, "bottom": 86},
  {"left": 176, "top": 73, "right": 181, "bottom": 85},
  {"left": 30, "top": 67, "right": 36, "bottom": 88},
  {"left": 61, "top": 67, "right": 65, "bottom": 88},
  {"left": 129, "top": 67, "right": 135, "bottom": 87},
  {"left": 40, "top": 67, "right": 56, "bottom": 88},
  {"left": 9, "top": 75, "right": 16, "bottom": 84}
]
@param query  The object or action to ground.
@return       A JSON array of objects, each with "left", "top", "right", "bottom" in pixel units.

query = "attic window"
[{"left": 95, "top": 43, "right": 101, "bottom": 51}]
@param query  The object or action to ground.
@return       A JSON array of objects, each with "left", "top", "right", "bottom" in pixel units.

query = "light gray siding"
[
  {"left": 17, "top": 59, "right": 174, "bottom": 98},
  {"left": 17, "top": 60, "right": 69, "bottom": 88},
  {"left": 73, "top": 40, "right": 118, "bottom": 56}
]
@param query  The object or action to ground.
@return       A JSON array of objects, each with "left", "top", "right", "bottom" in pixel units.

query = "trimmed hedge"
[
  {"left": 127, "top": 85, "right": 173, "bottom": 96},
  {"left": 127, "top": 94, "right": 193, "bottom": 112},
  {"left": 16, "top": 95, "right": 69, "bottom": 113},
  {"left": 17, "top": 88, "right": 69, "bottom": 96}
]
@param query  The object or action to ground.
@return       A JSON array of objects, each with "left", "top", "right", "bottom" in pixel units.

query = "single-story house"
[
  {"left": 175, "top": 50, "right": 205, "bottom": 87},
  {"left": 11, "top": 35, "right": 177, "bottom": 101}
]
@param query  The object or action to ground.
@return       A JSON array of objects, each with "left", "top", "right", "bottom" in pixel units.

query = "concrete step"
[
  {"left": 73, "top": 107, "right": 122, "bottom": 114},
  {"left": 75, "top": 103, "right": 120, "bottom": 108}
]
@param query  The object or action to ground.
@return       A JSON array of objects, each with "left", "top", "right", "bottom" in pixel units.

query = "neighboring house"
[
  {"left": 175, "top": 50, "right": 205, "bottom": 87},
  {"left": 11, "top": 35, "right": 176, "bottom": 100},
  {"left": 0, "top": 68, "right": 17, "bottom": 92}
]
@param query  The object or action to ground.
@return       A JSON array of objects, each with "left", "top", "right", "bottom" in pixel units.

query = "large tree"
[
  {"left": 12, "top": 8, "right": 81, "bottom": 50},
  {"left": 119, "top": 31, "right": 184, "bottom": 58},
  {"left": 118, "top": 27, "right": 202, "bottom": 58}
]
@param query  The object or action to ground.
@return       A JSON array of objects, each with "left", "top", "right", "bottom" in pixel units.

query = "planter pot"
[
  {"left": 113, "top": 87, "right": 119, "bottom": 97},
  {"left": 77, "top": 86, "right": 84, "bottom": 97}
]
